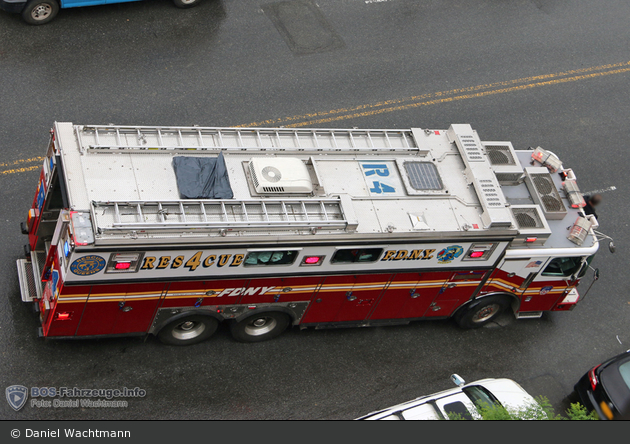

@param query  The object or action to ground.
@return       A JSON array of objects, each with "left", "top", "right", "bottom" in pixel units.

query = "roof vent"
[
  {"left": 509, "top": 205, "right": 551, "bottom": 245},
  {"left": 523, "top": 167, "right": 567, "bottom": 220},
  {"left": 447, "top": 124, "right": 514, "bottom": 229},
  {"left": 482, "top": 142, "right": 523, "bottom": 186},
  {"left": 485, "top": 145, "right": 516, "bottom": 165},
  {"left": 248, "top": 158, "right": 313, "bottom": 194},
  {"left": 512, "top": 207, "right": 544, "bottom": 229}
]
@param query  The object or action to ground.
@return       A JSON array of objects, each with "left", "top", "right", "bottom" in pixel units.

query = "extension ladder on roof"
[
  {"left": 90, "top": 197, "right": 355, "bottom": 237},
  {"left": 76, "top": 124, "right": 418, "bottom": 154}
]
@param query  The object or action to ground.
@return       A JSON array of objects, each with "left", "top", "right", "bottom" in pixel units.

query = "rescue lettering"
[
  {"left": 185, "top": 251, "right": 203, "bottom": 271},
  {"left": 142, "top": 257, "right": 156, "bottom": 269},
  {"left": 381, "top": 249, "right": 436, "bottom": 261},
  {"left": 203, "top": 255, "right": 217, "bottom": 267},
  {"left": 230, "top": 254, "right": 245, "bottom": 267},
  {"left": 138, "top": 252, "right": 253, "bottom": 272},
  {"left": 171, "top": 256, "right": 184, "bottom": 268},
  {"left": 217, "top": 254, "right": 231, "bottom": 267},
  {"left": 157, "top": 256, "right": 171, "bottom": 269}
]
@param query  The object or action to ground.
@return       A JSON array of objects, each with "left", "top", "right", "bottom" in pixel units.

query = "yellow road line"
[
  {"left": 286, "top": 67, "right": 630, "bottom": 127},
  {"left": 0, "top": 157, "right": 45, "bottom": 168},
  {"left": 238, "top": 60, "right": 630, "bottom": 128},
  {"left": 0, "top": 165, "right": 41, "bottom": 176},
  {"left": 2, "top": 61, "right": 630, "bottom": 177}
]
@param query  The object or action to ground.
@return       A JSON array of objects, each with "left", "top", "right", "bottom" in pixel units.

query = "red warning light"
[
  {"left": 525, "top": 237, "right": 537, "bottom": 243},
  {"left": 469, "top": 251, "right": 485, "bottom": 258},
  {"left": 55, "top": 312, "right": 72, "bottom": 321},
  {"left": 115, "top": 262, "right": 131, "bottom": 270},
  {"left": 301, "top": 255, "right": 324, "bottom": 266}
]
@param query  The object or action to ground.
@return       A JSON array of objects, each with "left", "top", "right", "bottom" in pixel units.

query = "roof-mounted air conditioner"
[
  {"left": 509, "top": 205, "right": 551, "bottom": 245},
  {"left": 523, "top": 167, "right": 567, "bottom": 220},
  {"left": 481, "top": 142, "right": 524, "bottom": 186},
  {"left": 248, "top": 157, "right": 314, "bottom": 194}
]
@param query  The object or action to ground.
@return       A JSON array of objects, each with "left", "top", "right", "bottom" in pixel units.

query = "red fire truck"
[{"left": 16, "top": 122, "right": 601, "bottom": 345}]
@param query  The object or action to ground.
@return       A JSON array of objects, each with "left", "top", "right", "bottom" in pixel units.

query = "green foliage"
[
  {"left": 565, "top": 402, "right": 599, "bottom": 420},
  {"left": 446, "top": 396, "right": 598, "bottom": 420}
]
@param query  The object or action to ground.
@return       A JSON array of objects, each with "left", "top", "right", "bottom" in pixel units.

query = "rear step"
[
  {"left": 515, "top": 311, "right": 543, "bottom": 319},
  {"left": 16, "top": 259, "right": 38, "bottom": 302}
]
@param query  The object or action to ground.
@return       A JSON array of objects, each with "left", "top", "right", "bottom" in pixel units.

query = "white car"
[{"left": 356, "top": 375, "right": 541, "bottom": 420}]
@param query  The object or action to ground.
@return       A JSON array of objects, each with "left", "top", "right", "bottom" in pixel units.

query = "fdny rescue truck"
[{"left": 16, "top": 122, "right": 600, "bottom": 345}]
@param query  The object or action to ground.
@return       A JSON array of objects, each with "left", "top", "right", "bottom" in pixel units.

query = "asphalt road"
[{"left": 1, "top": 0, "right": 629, "bottom": 419}]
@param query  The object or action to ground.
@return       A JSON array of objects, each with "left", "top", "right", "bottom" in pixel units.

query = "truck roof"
[{"left": 53, "top": 122, "right": 596, "bottom": 250}]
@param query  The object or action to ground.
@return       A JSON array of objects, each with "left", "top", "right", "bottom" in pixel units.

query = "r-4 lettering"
[
  {"left": 362, "top": 164, "right": 389, "bottom": 177},
  {"left": 370, "top": 181, "right": 396, "bottom": 194}
]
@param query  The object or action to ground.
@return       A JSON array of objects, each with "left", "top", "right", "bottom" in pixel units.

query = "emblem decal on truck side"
[
  {"left": 437, "top": 245, "right": 464, "bottom": 264},
  {"left": 70, "top": 255, "right": 106, "bottom": 276}
]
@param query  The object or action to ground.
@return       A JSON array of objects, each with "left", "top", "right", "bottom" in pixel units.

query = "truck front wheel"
[
  {"left": 157, "top": 315, "right": 219, "bottom": 345},
  {"left": 230, "top": 312, "right": 290, "bottom": 343},
  {"left": 172, "top": 0, "right": 200, "bottom": 9},
  {"left": 454, "top": 296, "right": 510, "bottom": 329},
  {"left": 21, "top": 0, "right": 59, "bottom": 25}
]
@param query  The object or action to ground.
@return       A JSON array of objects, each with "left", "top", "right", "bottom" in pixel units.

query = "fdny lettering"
[
  {"left": 215, "top": 286, "right": 276, "bottom": 297},
  {"left": 381, "top": 249, "right": 436, "bottom": 261}
]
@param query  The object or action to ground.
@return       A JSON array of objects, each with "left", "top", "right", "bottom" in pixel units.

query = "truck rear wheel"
[
  {"left": 21, "top": 0, "right": 59, "bottom": 25},
  {"left": 230, "top": 312, "right": 290, "bottom": 343},
  {"left": 157, "top": 315, "right": 219, "bottom": 345},
  {"left": 454, "top": 296, "right": 510, "bottom": 329}
]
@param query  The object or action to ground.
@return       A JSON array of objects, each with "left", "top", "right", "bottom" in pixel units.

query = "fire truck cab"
[{"left": 16, "top": 122, "right": 600, "bottom": 345}]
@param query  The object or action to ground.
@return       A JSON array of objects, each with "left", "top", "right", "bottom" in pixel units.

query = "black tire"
[
  {"left": 21, "top": 0, "right": 59, "bottom": 25},
  {"left": 230, "top": 312, "right": 290, "bottom": 343},
  {"left": 172, "top": 0, "right": 200, "bottom": 9},
  {"left": 157, "top": 315, "right": 219, "bottom": 346},
  {"left": 454, "top": 296, "right": 511, "bottom": 329}
]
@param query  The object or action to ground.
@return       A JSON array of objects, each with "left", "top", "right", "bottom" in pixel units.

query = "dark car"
[{"left": 574, "top": 350, "right": 630, "bottom": 420}]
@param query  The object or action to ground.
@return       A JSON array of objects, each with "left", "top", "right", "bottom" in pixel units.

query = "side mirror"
[
  {"left": 593, "top": 268, "right": 600, "bottom": 281},
  {"left": 609, "top": 241, "right": 616, "bottom": 253},
  {"left": 451, "top": 374, "right": 465, "bottom": 387}
]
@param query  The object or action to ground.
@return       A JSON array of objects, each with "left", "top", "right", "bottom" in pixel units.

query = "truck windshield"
[{"left": 542, "top": 256, "right": 594, "bottom": 277}]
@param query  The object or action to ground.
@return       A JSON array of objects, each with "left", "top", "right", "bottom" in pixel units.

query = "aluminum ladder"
[
  {"left": 76, "top": 124, "right": 418, "bottom": 154},
  {"left": 90, "top": 198, "right": 354, "bottom": 236}
]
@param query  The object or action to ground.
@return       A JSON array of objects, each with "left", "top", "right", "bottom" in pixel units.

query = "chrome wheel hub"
[
  {"left": 244, "top": 317, "right": 277, "bottom": 336},
  {"left": 32, "top": 4, "right": 52, "bottom": 20},
  {"left": 472, "top": 303, "right": 500, "bottom": 323},
  {"left": 172, "top": 320, "right": 205, "bottom": 340}
]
